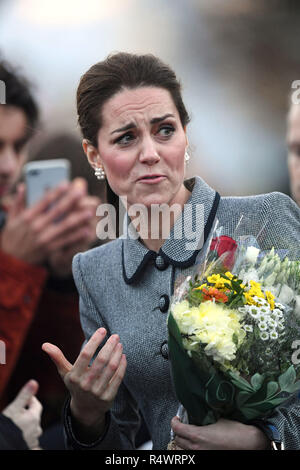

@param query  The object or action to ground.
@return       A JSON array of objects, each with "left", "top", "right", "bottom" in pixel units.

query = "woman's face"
[{"left": 85, "top": 86, "right": 188, "bottom": 209}]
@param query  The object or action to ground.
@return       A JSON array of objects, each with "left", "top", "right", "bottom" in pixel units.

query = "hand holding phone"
[{"left": 23, "top": 159, "right": 70, "bottom": 207}]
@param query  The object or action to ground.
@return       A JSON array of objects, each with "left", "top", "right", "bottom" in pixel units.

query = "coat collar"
[{"left": 121, "top": 176, "right": 220, "bottom": 284}]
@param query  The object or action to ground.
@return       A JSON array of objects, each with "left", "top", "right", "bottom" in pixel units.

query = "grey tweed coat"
[{"left": 64, "top": 176, "right": 300, "bottom": 450}]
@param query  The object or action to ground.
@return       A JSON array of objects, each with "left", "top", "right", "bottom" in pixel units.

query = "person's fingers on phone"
[
  {"left": 72, "top": 328, "right": 107, "bottom": 378},
  {"left": 22, "top": 181, "right": 70, "bottom": 224},
  {"left": 71, "top": 177, "right": 88, "bottom": 194},
  {"left": 48, "top": 226, "right": 91, "bottom": 252},
  {"left": 45, "top": 177, "right": 88, "bottom": 222},
  {"left": 76, "top": 195, "right": 101, "bottom": 213},
  {"left": 8, "top": 183, "right": 26, "bottom": 218},
  {"left": 31, "top": 182, "right": 86, "bottom": 231},
  {"left": 38, "top": 209, "right": 93, "bottom": 248}
]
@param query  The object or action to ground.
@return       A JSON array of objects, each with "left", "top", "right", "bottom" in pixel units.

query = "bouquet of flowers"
[{"left": 167, "top": 223, "right": 300, "bottom": 431}]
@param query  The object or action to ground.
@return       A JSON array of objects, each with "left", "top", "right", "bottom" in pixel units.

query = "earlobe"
[{"left": 82, "top": 139, "right": 102, "bottom": 169}]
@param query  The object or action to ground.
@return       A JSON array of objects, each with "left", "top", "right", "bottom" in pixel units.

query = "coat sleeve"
[
  {"left": 260, "top": 191, "right": 300, "bottom": 259},
  {"left": 63, "top": 252, "right": 141, "bottom": 450},
  {"left": 0, "top": 249, "right": 48, "bottom": 400}
]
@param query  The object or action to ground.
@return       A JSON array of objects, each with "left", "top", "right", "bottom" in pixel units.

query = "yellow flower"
[
  {"left": 244, "top": 280, "right": 265, "bottom": 305},
  {"left": 265, "top": 291, "right": 275, "bottom": 310},
  {"left": 194, "top": 283, "right": 208, "bottom": 290},
  {"left": 207, "top": 274, "right": 231, "bottom": 290},
  {"left": 224, "top": 272, "right": 234, "bottom": 280},
  {"left": 171, "top": 300, "right": 245, "bottom": 366}
]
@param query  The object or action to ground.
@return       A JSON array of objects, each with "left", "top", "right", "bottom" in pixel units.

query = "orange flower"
[{"left": 202, "top": 287, "right": 228, "bottom": 303}]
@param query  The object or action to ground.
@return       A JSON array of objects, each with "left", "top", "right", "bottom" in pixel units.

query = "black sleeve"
[{"left": 0, "top": 414, "right": 29, "bottom": 450}]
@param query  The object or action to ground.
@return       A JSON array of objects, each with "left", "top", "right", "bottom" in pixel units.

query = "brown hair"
[
  {"left": 76, "top": 52, "right": 190, "bottom": 236},
  {"left": 76, "top": 52, "right": 190, "bottom": 147}
]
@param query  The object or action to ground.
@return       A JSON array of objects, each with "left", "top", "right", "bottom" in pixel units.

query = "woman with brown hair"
[{"left": 43, "top": 52, "right": 300, "bottom": 450}]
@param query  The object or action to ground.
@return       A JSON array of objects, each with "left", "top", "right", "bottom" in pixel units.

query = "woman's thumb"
[{"left": 42, "top": 343, "right": 72, "bottom": 379}]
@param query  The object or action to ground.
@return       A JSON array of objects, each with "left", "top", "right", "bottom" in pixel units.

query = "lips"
[{"left": 137, "top": 174, "right": 165, "bottom": 181}]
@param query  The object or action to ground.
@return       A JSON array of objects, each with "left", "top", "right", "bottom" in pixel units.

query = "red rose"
[{"left": 210, "top": 235, "right": 237, "bottom": 270}]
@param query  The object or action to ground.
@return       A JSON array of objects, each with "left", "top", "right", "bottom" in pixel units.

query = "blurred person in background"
[
  {"left": 287, "top": 102, "right": 300, "bottom": 207},
  {"left": 0, "top": 59, "right": 101, "bottom": 449},
  {"left": 1, "top": 379, "right": 42, "bottom": 450}
]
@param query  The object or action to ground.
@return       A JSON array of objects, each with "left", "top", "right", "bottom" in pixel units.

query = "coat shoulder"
[{"left": 72, "top": 239, "right": 122, "bottom": 282}]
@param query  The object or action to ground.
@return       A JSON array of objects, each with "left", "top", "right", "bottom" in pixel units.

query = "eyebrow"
[{"left": 110, "top": 113, "right": 175, "bottom": 134}]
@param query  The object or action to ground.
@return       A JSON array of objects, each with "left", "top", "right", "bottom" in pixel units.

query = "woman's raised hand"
[{"left": 42, "top": 328, "right": 126, "bottom": 435}]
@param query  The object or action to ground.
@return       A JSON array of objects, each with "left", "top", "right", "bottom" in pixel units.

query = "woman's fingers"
[
  {"left": 104, "top": 354, "right": 127, "bottom": 400},
  {"left": 72, "top": 328, "right": 107, "bottom": 376},
  {"left": 91, "top": 341, "right": 124, "bottom": 394},
  {"left": 41, "top": 342, "right": 72, "bottom": 379}
]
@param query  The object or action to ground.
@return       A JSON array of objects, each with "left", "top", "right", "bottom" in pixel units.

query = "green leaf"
[
  {"left": 282, "top": 380, "right": 300, "bottom": 394},
  {"left": 250, "top": 373, "right": 264, "bottom": 391},
  {"left": 227, "top": 371, "right": 254, "bottom": 393},
  {"left": 266, "top": 381, "right": 279, "bottom": 397},
  {"left": 236, "top": 391, "right": 251, "bottom": 408},
  {"left": 278, "top": 366, "right": 296, "bottom": 391}
]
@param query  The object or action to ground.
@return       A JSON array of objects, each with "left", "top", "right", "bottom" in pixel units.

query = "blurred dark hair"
[
  {"left": 0, "top": 59, "right": 39, "bottom": 139},
  {"left": 76, "top": 52, "right": 190, "bottom": 235}
]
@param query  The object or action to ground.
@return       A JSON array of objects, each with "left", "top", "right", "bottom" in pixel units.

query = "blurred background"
[{"left": 1, "top": 0, "right": 300, "bottom": 197}]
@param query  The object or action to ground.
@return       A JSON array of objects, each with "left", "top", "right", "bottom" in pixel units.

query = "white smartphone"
[{"left": 23, "top": 159, "right": 70, "bottom": 207}]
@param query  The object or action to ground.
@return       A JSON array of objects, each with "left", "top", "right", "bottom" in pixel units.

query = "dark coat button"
[
  {"left": 155, "top": 255, "right": 168, "bottom": 271},
  {"left": 160, "top": 341, "right": 169, "bottom": 360},
  {"left": 159, "top": 294, "right": 170, "bottom": 313}
]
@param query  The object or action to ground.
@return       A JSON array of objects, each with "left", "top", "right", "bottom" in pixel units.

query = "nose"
[
  {"left": 138, "top": 135, "right": 160, "bottom": 166},
  {"left": 0, "top": 146, "right": 19, "bottom": 180}
]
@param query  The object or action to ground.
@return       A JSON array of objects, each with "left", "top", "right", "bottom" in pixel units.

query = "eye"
[
  {"left": 157, "top": 124, "right": 175, "bottom": 138},
  {"left": 114, "top": 132, "right": 135, "bottom": 146},
  {"left": 14, "top": 138, "right": 27, "bottom": 154}
]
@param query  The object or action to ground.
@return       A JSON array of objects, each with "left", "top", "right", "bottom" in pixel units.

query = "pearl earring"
[
  {"left": 95, "top": 166, "right": 106, "bottom": 180},
  {"left": 185, "top": 150, "right": 190, "bottom": 163}
]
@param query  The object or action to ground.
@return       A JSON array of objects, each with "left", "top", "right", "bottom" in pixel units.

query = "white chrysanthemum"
[
  {"left": 270, "top": 330, "right": 278, "bottom": 340},
  {"left": 259, "top": 306, "right": 270, "bottom": 315},
  {"left": 249, "top": 306, "right": 260, "bottom": 319},
  {"left": 238, "top": 306, "right": 248, "bottom": 316},
  {"left": 258, "top": 321, "right": 268, "bottom": 331},
  {"left": 260, "top": 331, "right": 269, "bottom": 341},
  {"left": 275, "top": 302, "right": 285, "bottom": 311},
  {"left": 243, "top": 324, "right": 253, "bottom": 332},
  {"left": 277, "top": 322, "right": 285, "bottom": 331},
  {"left": 259, "top": 314, "right": 269, "bottom": 323},
  {"left": 272, "top": 309, "right": 283, "bottom": 319},
  {"left": 268, "top": 318, "right": 277, "bottom": 329}
]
